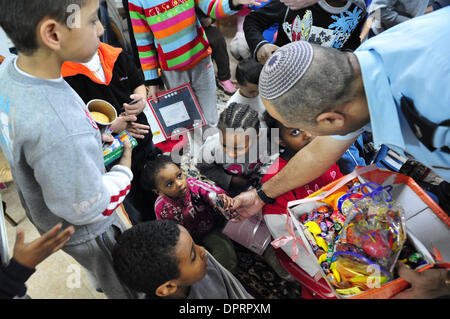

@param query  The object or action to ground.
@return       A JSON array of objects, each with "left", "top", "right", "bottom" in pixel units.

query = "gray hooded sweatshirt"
[{"left": 0, "top": 56, "right": 133, "bottom": 245}]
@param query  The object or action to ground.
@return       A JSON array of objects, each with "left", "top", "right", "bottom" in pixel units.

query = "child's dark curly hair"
[
  {"left": 140, "top": 149, "right": 180, "bottom": 192},
  {"left": 112, "top": 220, "right": 181, "bottom": 298},
  {"left": 218, "top": 102, "right": 260, "bottom": 132}
]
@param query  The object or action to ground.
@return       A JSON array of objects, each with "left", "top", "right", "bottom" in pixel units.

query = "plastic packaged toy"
[
  {"left": 298, "top": 181, "right": 407, "bottom": 297},
  {"left": 103, "top": 131, "right": 138, "bottom": 166}
]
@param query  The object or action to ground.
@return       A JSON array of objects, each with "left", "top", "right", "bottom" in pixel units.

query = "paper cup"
[{"left": 87, "top": 99, "right": 117, "bottom": 134}]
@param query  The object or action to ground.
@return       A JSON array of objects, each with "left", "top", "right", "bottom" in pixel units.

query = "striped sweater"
[{"left": 128, "top": 0, "right": 239, "bottom": 81}]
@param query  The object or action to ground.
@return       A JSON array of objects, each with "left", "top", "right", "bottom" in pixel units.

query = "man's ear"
[
  {"left": 38, "top": 19, "right": 63, "bottom": 51},
  {"left": 315, "top": 111, "right": 345, "bottom": 128},
  {"left": 155, "top": 281, "right": 178, "bottom": 297}
]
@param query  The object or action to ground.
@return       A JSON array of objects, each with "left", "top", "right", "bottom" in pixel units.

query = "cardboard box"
[{"left": 267, "top": 165, "right": 450, "bottom": 298}]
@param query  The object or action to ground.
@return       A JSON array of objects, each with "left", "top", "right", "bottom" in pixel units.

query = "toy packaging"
[
  {"left": 266, "top": 165, "right": 450, "bottom": 299},
  {"left": 103, "top": 130, "right": 138, "bottom": 166}
]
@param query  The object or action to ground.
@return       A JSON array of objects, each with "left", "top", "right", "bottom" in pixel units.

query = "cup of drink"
[{"left": 87, "top": 99, "right": 117, "bottom": 135}]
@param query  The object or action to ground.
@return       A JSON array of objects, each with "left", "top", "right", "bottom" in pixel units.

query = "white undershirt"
[{"left": 81, "top": 52, "right": 106, "bottom": 83}]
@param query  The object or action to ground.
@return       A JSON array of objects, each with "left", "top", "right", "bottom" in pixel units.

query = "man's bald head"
[{"left": 259, "top": 41, "right": 364, "bottom": 128}]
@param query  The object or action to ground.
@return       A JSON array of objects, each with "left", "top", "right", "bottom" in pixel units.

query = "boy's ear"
[
  {"left": 155, "top": 281, "right": 178, "bottom": 297},
  {"left": 38, "top": 19, "right": 63, "bottom": 51},
  {"left": 315, "top": 111, "right": 345, "bottom": 128}
]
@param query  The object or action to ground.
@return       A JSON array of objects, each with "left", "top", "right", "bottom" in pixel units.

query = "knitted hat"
[{"left": 259, "top": 41, "right": 314, "bottom": 100}]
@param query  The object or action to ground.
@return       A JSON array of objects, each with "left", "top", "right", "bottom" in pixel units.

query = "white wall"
[{"left": 0, "top": 27, "right": 13, "bottom": 58}]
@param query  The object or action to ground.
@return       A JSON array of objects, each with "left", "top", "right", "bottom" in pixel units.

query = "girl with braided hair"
[{"left": 195, "top": 102, "right": 273, "bottom": 197}]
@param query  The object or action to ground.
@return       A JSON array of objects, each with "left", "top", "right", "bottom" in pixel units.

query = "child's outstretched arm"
[
  {"left": 196, "top": 0, "right": 267, "bottom": 20},
  {"left": 242, "top": 0, "right": 284, "bottom": 63},
  {"left": 31, "top": 134, "right": 134, "bottom": 226}
]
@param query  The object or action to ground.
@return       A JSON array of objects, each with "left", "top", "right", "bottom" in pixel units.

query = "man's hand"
[
  {"left": 392, "top": 263, "right": 449, "bottom": 299},
  {"left": 230, "top": 188, "right": 265, "bottom": 222},
  {"left": 13, "top": 223, "right": 75, "bottom": 269},
  {"left": 119, "top": 138, "right": 132, "bottom": 169},
  {"left": 123, "top": 94, "right": 146, "bottom": 116},
  {"left": 279, "top": 0, "right": 319, "bottom": 10},
  {"left": 232, "top": 0, "right": 268, "bottom": 8},
  {"left": 256, "top": 43, "right": 280, "bottom": 65}
]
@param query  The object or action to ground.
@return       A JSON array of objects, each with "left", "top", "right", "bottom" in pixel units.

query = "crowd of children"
[{"left": 0, "top": 0, "right": 448, "bottom": 301}]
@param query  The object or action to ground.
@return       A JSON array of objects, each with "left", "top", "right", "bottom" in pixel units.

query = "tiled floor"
[
  {"left": 2, "top": 183, "right": 106, "bottom": 299},
  {"left": 1, "top": 19, "right": 240, "bottom": 299}
]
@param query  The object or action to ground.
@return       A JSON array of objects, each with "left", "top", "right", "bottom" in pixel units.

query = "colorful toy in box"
[
  {"left": 298, "top": 181, "right": 407, "bottom": 297},
  {"left": 103, "top": 131, "right": 138, "bottom": 166},
  {"left": 320, "top": 178, "right": 362, "bottom": 216}
]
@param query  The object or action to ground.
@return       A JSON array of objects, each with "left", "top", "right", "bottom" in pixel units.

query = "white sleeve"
[{"left": 101, "top": 164, "right": 133, "bottom": 217}]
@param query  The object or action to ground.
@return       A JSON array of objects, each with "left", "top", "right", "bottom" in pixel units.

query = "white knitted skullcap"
[{"left": 259, "top": 41, "right": 314, "bottom": 100}]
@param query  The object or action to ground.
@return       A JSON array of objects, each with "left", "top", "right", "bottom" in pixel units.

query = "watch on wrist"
[{"left": 256, "top": 186, "right": 275, "bottom": 204}]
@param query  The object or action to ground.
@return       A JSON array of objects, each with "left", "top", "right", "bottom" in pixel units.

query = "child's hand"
[
  {"left": 216, "top": 194, "right": 240, "bottom": 220},
  {"left": 123, "top": 94, "right": 146, "bottom": 116},
  {"left": 257, "top": 43, "right": 279, "bottom": 65},
  {"left": 119, "top": 138, "right": 132, "bottom": 169},
  {"left": 13, "top": 223, "right": 75, "bottom": 269},
  {"left": 217, "top": 194, "right": 233, "bottom": 210},
  {"left": 233, "top": 0, "right": 268, "bottom": 7},
  {"left": 147, "top": 85, "right": 161, "bottom": 102},
  {"left": 111, "top": 114, "right": 138, "bottom": 134},
  {"left": 101, "top": 133, "right": 114, "bottom": 144},
  {"left": 126, "top": 122, "right": 150, "bottom": 139}
]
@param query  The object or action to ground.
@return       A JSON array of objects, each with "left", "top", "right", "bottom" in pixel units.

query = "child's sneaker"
[{"left": 218, "top": 79, "right": 237, "bottom": 95}]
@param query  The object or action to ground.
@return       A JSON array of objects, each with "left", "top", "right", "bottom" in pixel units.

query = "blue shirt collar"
[{"left": 354, "top": 50, "right": 406, "bottom": 152}]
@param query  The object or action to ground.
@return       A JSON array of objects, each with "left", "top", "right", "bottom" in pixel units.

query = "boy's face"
[
  {"left": 154, "top": 164, "right": 188, "bottom": 199},
  {"left": 59, "top": 0, "right": 104, "bottom": 63},
  {"left": 174, "top": 226, "right": 208, "bottom": 287}
]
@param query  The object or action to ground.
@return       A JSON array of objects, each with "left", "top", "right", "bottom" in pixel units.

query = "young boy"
[
  {"left": 0, "top": 0, "right": 137, "bottom": 298},
  {"left": 127, "top": 0, "right": 263, "bottom": 128},
  {"left": 226, "top": 58, "right": 266, "bottom": 124},
  {"left": 244, "top": 0, "right": 367, "bottom": 64},
  {"left": 61, "top": 41, "right": 157, "bottom": 224},
  {"left": 112, "top": 219, "right": 253, "bottom": 299}
]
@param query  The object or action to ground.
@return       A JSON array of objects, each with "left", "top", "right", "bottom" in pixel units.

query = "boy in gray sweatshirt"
[{"left": 0, "top": 0, "right": 137, "bottom": 298}]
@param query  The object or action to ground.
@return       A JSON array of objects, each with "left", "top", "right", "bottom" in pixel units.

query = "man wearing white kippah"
[{"left": 231, "top": 6, "right": 450, "bottom": 299}]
